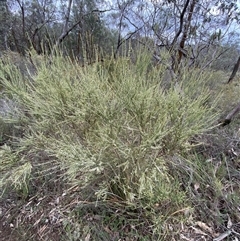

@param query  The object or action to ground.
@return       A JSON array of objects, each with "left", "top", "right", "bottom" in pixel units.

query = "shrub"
[{"left": 0, "top": 49, "right": 220, "bottom": 238}]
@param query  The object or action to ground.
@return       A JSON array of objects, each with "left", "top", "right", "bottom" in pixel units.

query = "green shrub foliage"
[{"left": 0, "top": 50, "right": 218, "bottom": 207}]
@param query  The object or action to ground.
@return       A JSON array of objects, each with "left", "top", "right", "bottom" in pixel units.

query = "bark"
[
  {"left": 16, "top": 0, "right": 25, "bottom": 39},
  {"left": 227, "top": 56, "right": 240, "bottom": 84},
  {"left": 176, "top": 0, "right": 197, "bottom": 69},
  {"left": 171, "top": 0, "right": 191, "bottom": 47}
]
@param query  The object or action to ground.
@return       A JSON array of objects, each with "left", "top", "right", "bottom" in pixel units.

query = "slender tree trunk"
[
  {"left": 176, "top": 0, "right": 197, "bottom": 69},
  {"left": 55, "top": 0, "right": 73, "bottom": 47},
  {"left": 171, "top": 0, "right": 191, "bottom": 47},
  {"left": 16, "top": 0, "right": 26, "bottom": 54}
]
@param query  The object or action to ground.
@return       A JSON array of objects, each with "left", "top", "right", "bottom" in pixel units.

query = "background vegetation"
[{"left": 0, "top": 0, "right": 240, "bottom": 240}]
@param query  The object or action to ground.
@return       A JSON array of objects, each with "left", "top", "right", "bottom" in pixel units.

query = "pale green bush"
[{"left": 0, "top": 49, "right": 219, "bottom": 211}]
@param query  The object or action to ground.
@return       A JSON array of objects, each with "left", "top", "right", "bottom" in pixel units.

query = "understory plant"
[{"left": 0, "top": 48, "right": 220, "bottom": 239}]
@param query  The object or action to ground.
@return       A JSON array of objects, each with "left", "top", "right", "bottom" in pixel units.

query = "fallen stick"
[{"left": 221, "top": 102, "right": 240, "bottom": 126}]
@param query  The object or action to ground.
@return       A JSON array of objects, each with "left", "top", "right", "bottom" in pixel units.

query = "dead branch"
[
  {"left": 227, "top": 55, "right": 240, "bottom": 84},
  {"left": 221, "top": 102, "right": 240, "bottom": 126}
]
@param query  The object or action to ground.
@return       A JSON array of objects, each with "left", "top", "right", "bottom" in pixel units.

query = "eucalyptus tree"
[
  {"left": 4, "top": 0, "right": 58, "bottom": 54},
  {"left": 109, "top": 0, "right": 240, "bottom": 72},
  {"left": 64, "top": 0, "right": 116, "bottom": 61},
  {"left": 26, "top": 0, "right": 58, "bottom": 53},
  {"left": 2, "top": 0, "right": 240, "bottom": 67}
]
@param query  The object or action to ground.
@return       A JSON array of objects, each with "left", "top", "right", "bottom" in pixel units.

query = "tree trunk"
[
  {"left": 176, "top": 0, "right": 197, "bottom": 69},
  {"left": 170, "top": 0, "right": 197, "bottom": 72},
  {"left": 55, "top": 0, "right": 73, "bottom": 47}
]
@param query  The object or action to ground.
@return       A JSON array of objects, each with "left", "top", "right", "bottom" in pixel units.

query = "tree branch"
[
  {"left": 221, "top": 102, "right": 240, "bottom": 126},
  {"left": 227, "top": 55, "right": 240, "bottom": 84},
  {"left": 171, "top": 0, "right": 191, "bottom": 47}
]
